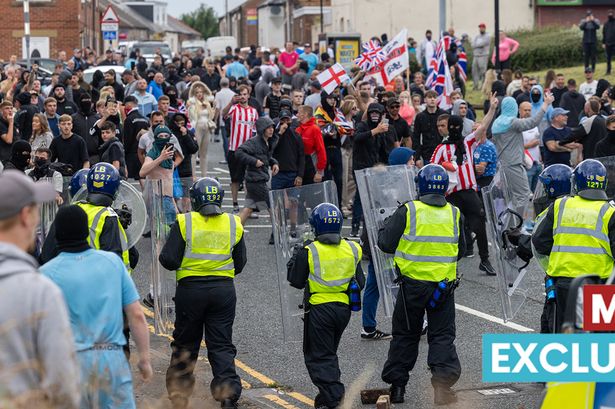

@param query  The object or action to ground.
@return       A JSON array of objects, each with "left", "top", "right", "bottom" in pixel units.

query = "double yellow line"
[{"left": 141, "top": 306, "right": 313, "bottom": 408}]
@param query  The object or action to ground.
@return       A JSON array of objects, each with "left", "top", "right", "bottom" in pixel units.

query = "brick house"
[{"left": 0, "top": 0, "right": 98, "bottom": 61}]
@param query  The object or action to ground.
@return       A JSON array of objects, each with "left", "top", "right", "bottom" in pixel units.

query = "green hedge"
[{"left": 465, "top": 26, "right": 604, "bottom": 73}]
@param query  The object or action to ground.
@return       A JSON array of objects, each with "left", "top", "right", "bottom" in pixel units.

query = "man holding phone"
[{"left": 222, "top": 85, "right": 259, "bottom": 213}]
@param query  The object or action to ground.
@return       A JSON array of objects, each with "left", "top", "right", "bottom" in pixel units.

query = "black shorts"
[
  {"left": 245, "top": 182, "right": 270, "bottom": 210},
  {"left": 125, "top": 152, "right": 141, "bottom": 180},
  {"left": 228, "top": 151, "right": 246, "bottom": 184}
]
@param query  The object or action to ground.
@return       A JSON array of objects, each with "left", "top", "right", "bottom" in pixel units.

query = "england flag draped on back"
[{"left": 426, "top": 36, "right": 454, "bottom": 110}]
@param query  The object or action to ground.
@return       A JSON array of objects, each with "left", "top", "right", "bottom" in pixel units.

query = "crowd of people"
[{"left": 2, "top": 11, "right": 615, "bottom": 408}]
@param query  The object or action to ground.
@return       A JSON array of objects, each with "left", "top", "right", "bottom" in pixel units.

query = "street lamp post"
[
  {"left": 23, "top": 0, "right": 31, "bottom": 69},
  {"left": 494, "top": 0, "right": 500, "bottom": 75},
  {"left": 320, "top": 0, "right": 323, "bottom": 33}
]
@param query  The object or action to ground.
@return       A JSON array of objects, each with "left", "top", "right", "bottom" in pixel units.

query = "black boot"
[
  {"left": 390, "top": 385, "right": 405, "bottom": 404},
  {"left": 221, "top": 398, "right": 238, "bottom": 409},
  {"left": 434, "top": 386, "right": 457, "bottom": 405},
  {"left": 350, "top": 224, "right": 360, "bottom": 237}
]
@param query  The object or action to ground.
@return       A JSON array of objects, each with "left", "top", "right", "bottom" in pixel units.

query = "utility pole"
[
  {"left": 225, "top": 0, "right": 230, "bottom": 36},
  {"left": 320, "top": 0, "right": 323, "bottom": 33},
  {"left": 439, "top": 0, "right": 446, "bottom": 37},
  {"left": 23, "top": 0, "right": 31, "bottom": 69},
  {"left": 494, "top": 0, "right": 500, "bottom": 75}
]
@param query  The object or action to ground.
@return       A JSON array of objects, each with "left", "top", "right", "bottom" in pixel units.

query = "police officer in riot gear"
[
  {"left": 378, "top": 164, "right": 465, "bottom": 405},
  {"left": 41, "top": 162, "right": 134, "bottom": 269},
  {"left": 159, "top": 177, "right": 247, "bottom": 409},
  {"left": 69, "top": 168, "right": 89, "bottom": 197},
  {"left": 531, "top": 164, "right": 573, "bottom": 333},
  {"left": 533, "top": 164, "right": 573, "bottom": 217},
  {"left": 533, "top": 159, "right": 615, "bottom": 332},
  {"left": 287, "top": 202, "right": 364, "bottom": 409}
]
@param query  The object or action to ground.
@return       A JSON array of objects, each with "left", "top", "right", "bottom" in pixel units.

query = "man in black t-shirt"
[
  {"left": 49, "top": 114, "right": 90, "bottom": 174},
  {"left": 385, "top": 97, "right": 411, "bottom": 147},
  {"left": 0, "top": 101, "right": 15, "bottom": 164}
]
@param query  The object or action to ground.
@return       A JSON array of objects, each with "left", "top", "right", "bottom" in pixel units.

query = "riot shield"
[
  {"left": 270, "top": 181, "right": 338, "bottom": 342},
  {"left": 35, "top": 177, "right": 64, "bottom": 256},
  {"left": 72, "top": 180, "right": 147, "bottom": 248},
  {"left": 354, "top": 165, "right": 417, "bottom": 317},
  {"left": 482, "top": 169, "right": 532, "bottom": 321},
  {"left": 595, "top": 156, "right": 615, "bottom": 200},
  {"left": 144, "top": 179, "right": 176, "bottom": 335},
  {"left": 532, "top": 211, "right": 550, "bottom": 273}
]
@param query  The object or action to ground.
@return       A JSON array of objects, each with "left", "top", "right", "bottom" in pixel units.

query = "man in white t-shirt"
[
  {"left": 578, "top": 67, "right": 598, "bottom": 100},
  {"left": 519, "top": 101, "right": 543, "bottom": 193},
  {"left": 214, "top": 78, "right": 236, "bottom": 163}
]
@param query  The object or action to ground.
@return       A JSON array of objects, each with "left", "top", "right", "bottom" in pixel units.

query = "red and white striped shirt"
[
  {"left": 227, "top": 104, "right": 259, "bottom": 151},
  {"left": 431, "top": 133, "right": 479, "bottom": 194}
]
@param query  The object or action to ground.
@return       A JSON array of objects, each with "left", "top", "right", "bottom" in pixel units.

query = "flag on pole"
[
  {"left": 426, "top": 36, "right": 454, "bottom": 110},
  {"left": 364, "top": 29, "right": 409, "bottom": 86},
  {"left": 354, "top": 40, "right": 386, "bottom": 71},
  {"left": 316, "top": 63, "right": 351, "bottom": 94}
]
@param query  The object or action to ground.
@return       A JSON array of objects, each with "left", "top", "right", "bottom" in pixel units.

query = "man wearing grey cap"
[
  {"left": 543, "top": 107, "right": 582, "bottom": 167},
  {"left": 0, "top": 171, "right": 80, "bottom": 408}
]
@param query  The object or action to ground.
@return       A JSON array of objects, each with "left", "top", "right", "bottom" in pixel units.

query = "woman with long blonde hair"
[
  {"left": 187, "top": 81, "right": 215, "bottom": 176},
  {"left": 30, "top": 113, "right": 53, "bottom": 152}
]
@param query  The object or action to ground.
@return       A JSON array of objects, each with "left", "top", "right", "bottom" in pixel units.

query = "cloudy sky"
[{"left": 167, "top": 0, "right": 246, "bottom": 18}]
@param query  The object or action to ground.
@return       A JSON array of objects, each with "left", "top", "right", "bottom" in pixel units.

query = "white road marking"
[
  {"left": 214, "top": 167, "right": 230, "bottom": 174},
  {"left": 454, "top": 304, "right": 534, "bottom": 332}
]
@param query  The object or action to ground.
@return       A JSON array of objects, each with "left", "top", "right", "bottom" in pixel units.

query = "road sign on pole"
[{"left": 100, "top": 5, "right": 120, "bottom": 51}]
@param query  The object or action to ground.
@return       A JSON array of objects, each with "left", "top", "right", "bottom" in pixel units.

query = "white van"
[{"left": 206, "top": 36, "right": 237, "bottom": 58}]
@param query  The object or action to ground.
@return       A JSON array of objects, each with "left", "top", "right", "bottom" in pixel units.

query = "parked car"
[
  {"left": 82, "top": 65, "right": 122, "bottom": 86},
  {"left": 128, "top": 41, "right": 172, "bottom": 64}
]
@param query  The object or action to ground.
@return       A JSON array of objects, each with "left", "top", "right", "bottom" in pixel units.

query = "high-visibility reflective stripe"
[
  {"left": 89, "top": 208, "right": 107, "bottom": 247},
  {"left": 229, "top": 213, "right": 236, "bottom": 248},
  {"left": 404, "top": 202, "right": 459, "bottom": 243},
  {"left": 554, "top": 226, "right": 609, "bottom": 242},
  {"left": 178, "top": 263, "right": 235, "bottom": 272},
  {"left": 184, "top": 213, "right": 233, "bottom": 261},
  {"left": 394, "top": 251, "right": 458, "bottom": 263},
  {"left": 552, "top": 245, "right": 609, "bottom": 255},
  {"left": 307, "top": 242, "right": 357, "bottom": 287}
]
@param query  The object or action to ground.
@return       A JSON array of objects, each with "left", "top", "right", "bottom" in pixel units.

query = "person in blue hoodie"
[{"left": 529, "top": 84, "right": 553, "bottom": 136}]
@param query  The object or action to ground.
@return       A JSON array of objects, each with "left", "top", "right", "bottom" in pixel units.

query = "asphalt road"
[{"left": 130, "top": 139, "right": 548, "bottom": 409}]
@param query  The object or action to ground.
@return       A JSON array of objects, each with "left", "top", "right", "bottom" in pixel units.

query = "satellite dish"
[{"left": 271, "top": 5, "right": 281, "bottom": 15}]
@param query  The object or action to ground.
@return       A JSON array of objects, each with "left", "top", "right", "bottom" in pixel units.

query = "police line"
[{"left": 483, "top": 334, "right": 615, "bottom": 382}]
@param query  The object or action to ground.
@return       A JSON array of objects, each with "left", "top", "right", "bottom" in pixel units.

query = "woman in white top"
[
  {"left": 186, "top": 81, "right": 215, "bottom": 177},
  {"left": 30, "top": 113, "right": 54, "bottom": 152}
]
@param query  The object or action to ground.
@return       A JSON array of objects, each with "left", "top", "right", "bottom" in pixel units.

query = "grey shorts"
[
  {"left": 244, "top": 182, "right": 270, "bottom": 211},
  {"left": 180, "top": 177, "right": 194, "bottom": 198}
]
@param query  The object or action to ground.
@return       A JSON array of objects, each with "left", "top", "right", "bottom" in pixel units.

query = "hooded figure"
[
  {"left": 444, "top": 115, "right": 466, "bottom": 166},
  {"left": 147, "top": 125, "right": 174, "bottom": 169},
  {"left": 529, "top": 85, "right": 552, "bottom": 134},
  {"left": 353, "top": 103, "right": 396, "bottom": 171},
  {"left": 451, "top": 99, "right": 474, "bottom": 137},
  {"left": 5, "top": 140, "right": 32, "bottom": 171},
  {"left": 491, "top": 96, "right": 519, "bottom": 135}
]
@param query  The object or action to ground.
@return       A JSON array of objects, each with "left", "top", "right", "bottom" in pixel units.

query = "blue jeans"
[
  {"left": 162, "top": 196, "right": 177, "bottom": 225},
  {"left": 362, "top": 262, "right": 380, "bottom": 331},
  {"left": 526, "top": 162, "right": 543, "bottom": 193},
  {"left": 78, "top": 349, "right": 135, "bottom": 409},
  {"left": 271, "top": 171, "right": 297, "bottom": 190}
]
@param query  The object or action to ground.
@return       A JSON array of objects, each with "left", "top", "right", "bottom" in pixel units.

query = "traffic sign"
[
  {"left": 103, "top": 31, "right": 118, "bottom": 41},
  {"left": 101, "top": 23, "right": 119, "bottom": 32},
  {"left": 101, "top": 5, "right": 120, "bottom": 24}
]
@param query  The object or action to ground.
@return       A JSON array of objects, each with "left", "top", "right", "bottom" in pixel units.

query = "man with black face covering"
[
  {"left": 72, "top": 93, "right": 99, "bottom": 163},
  {"left": 4, "top": 140, "right": 31, "bottom": 172},
  {"left": 351, "top": 102, "right": 397, "bottom": 236},
  {"left": 431, "top": 96, "right": 499, "bottom": 275},
  {"left": 26, "top": 147, "right": 64, "bottom": 205}
]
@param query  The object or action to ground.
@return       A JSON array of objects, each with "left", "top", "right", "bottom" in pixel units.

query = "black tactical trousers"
[
  {"left": 166, "top": 281, "right": 241, "bottom": 403},
  {"left": 540, "top": 276, "right": 573, "bottom": 334},
  {"left": 304, "top": 302, "right": 351, "bottom": 408},
  {"left": 382, "top": 278, "right": 461, "bottom": 389},
  {"left": 447, "top": 189, "right": 489, "bottom": 260}
]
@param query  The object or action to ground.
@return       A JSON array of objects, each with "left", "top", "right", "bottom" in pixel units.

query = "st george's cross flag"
[{"left": 316, "top": 63, "right": 351, "bottom": 94}]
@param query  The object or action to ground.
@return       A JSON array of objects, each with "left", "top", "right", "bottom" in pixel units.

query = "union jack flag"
[
  {"left": 426, "top": 36, "right": 454, "bottom": 109},
  {"left": 354, "top": 40, "right": 386, "bottom": 71}
]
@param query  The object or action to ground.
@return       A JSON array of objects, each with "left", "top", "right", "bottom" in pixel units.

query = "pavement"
[{"left": 129, "top": 139, "right": 548, "bottom": 409}]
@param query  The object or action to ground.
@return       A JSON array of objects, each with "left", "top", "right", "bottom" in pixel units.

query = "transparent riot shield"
[
  {"left": 595, "top": 156, "right": 615, "bottom": 200},
  {"left": 72, "top": 180, "right": 147, "bottom": 248},
  {"left": 355, "top": 165, "right": 417, "bottom": 317},
  {"left": 532, "top": 210, "right": 550, "bottom": 273},
  {"left": 482, "top": 169, "right": 533, "bottom": 321},
  {"left": 35, "top": 177, "right": 64, "bottom": 256},
  {"left": 270, "top": 181, "right": 338, "bottom": 342},
  {"left": 144, "top": 179, "right": 176, "bottom": 335}
]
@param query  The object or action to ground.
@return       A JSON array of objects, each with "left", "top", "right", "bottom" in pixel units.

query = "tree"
[{"left": 181, "top": 4, "right": 220, "bottom": 40}]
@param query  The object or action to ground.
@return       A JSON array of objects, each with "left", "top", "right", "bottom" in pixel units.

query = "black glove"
[{"left": 115, "top": 204, "right": 132, "bottom": 229}]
